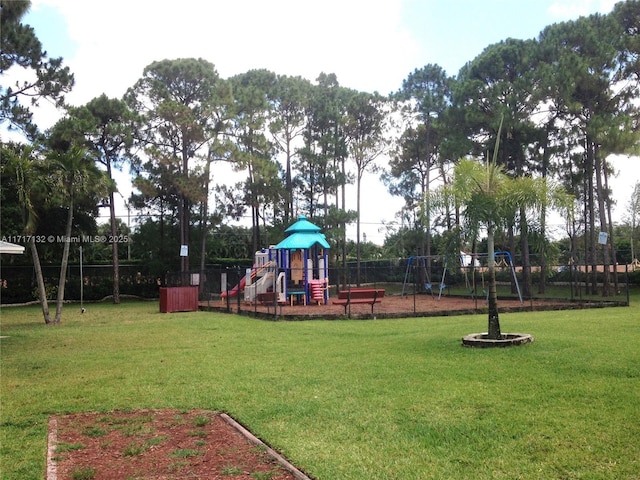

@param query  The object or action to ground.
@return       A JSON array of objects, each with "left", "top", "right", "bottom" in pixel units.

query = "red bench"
[
  {"left": 332, "top": 288, "right": 385, "bottom": 315},
  {"left": 257, "top": 292, "right": 279, "bottom": 312}
]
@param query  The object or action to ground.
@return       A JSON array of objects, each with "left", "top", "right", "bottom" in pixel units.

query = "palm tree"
[
  {"left": 8, "top": 143, "right": 53, "bottom": 324},
  {"left": 48, "top": 144, "right": 108, "bottom": 323},
  {"left": 431, "top": 119, "right": 572, "bottom": 340}
]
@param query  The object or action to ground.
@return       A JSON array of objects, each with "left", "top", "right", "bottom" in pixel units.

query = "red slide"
[{"left": 221, "top": 276, "right": 247, "bottom": 298}]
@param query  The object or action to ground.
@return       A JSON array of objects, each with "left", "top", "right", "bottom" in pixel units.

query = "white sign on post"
[
  {"left": 598, "top": 232, "right": 608, "bottom": 245},
  {"left": 180, "top": 245, "right": 188, "bottom": 257}
]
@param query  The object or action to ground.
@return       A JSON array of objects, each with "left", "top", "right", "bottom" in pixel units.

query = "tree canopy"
[
  {"left": 2, "top": 0, "right": 639, "bottom": 311},
  {"left": 0, "top": 0, "right": 74, "bottom": 138}
]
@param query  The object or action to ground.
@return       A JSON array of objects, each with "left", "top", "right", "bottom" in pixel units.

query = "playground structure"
[
  {"left": 242, "top": 256, "right": 280, "bottom": 303},
  {"left": 221, "top": 216, "right": 330, "bottom": 306}
]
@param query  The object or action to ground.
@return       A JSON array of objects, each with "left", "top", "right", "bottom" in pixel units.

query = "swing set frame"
[
  {"left": 462, "top": 251, "right": 523, "bottom": 304},
  {"left": 401, "top": 252, "right": 523, "bottom": 304}
]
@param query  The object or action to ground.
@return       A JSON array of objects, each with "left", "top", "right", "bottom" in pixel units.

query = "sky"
[{"left": 16, "top": 0, "right": 639, "bottom": 245}]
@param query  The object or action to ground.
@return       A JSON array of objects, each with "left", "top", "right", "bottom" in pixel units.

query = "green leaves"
[{"left": 0, "top": 0, "right": 74, "bottom": 138}]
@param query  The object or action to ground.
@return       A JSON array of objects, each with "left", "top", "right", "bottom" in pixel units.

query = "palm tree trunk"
[
  {"left": 54, "top": 200, "right": 74, "bottom": 323},
  {"left": 487, "top": 225, "right": 502, "bottom": 340},
  {"left": 30, "top": 237, "right": 51, "bottom": 324}
]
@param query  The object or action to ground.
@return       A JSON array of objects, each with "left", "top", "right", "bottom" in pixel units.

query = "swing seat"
[{"left": 425, "top": 283, "right": 432, "bottom": 291}]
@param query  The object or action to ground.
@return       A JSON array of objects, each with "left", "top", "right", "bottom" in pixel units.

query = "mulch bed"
[
  {"left": 48, "top": 409, "right": 310, "bottom": 480},
  {"left": 203, "top": 293, "right": 604, "bottom": 320}
]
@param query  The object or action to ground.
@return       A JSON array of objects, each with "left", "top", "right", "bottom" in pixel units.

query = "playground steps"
[{"left": 308, "top": 279, "right": 327, "bottom": 305}]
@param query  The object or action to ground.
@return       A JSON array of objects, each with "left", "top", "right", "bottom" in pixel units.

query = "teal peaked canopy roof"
[{"left": 274, "top": 215, "right": 330, "bottom": 250}]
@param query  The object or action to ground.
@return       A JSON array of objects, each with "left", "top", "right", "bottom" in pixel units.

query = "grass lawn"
[{"left": 1, "top": 295, "right": 639, "bottom": 479}]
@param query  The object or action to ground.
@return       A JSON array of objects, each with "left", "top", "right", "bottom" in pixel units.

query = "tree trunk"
[
  {"left": 604, "top": 165, "right": 619, "bottom": 294},
  {"left": 181, "top": 195, "right": 191, "bottom": 274},
  {"left": 200, "top": 164, "right": 210, "bottom": 274},
  {"left": 285, "top": 139, "right": 293, "bottom": 225},
  {"left": 486, "top": 225, "right": 502, "bottom": 340},
  {"left": 109, "top": 189, "right": 120, "bottom": 304},
  {"left": 179, "top": 195, "right": 186, "bottom": 273},
  {"left": 594, "top": 144, "right": 611, "bottom": 296},
  {"left": 30, "top": 237, "right": 51, "bottom": 324},
  {"left": 356, "top": 169, "right": 362, "bottom": 286},
  {"left": 54, "top": 199, "right": 74, "bottom": 323},
  {"left": 539, "top": 201, "right": 548, "bottom": 295},
  {"left": 252, "top": 203, "right": 260, "bottom": 254},
  {"left": 519, "top": 206, "right": 532, "bottom": 299},
  {"left": 538, "top": 129, "right": 551, "bottom": 295},
  {"left": 425, "top": 121, "right": 432, "bottom": 287},
  {"left": 570, "top": 219, "right": 580, "bottom": 297},
  {"left": 180, "top": 150, "right": 190, "bottom": 274},
  {"left": 341, "top": 156, "right": 347, "bottom": 290},
  {"left": 508, "top": 225, "right": 516, "bottom": 294},
  {"left": 586, "top": 142, "right": 598, "bottom": 295}
]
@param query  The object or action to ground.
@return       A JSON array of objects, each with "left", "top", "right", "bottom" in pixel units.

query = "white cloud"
[
  {"left": 547, "top": 0, "right": 617, "bottom": 19},
  {"left": 18, "top": 0, "right": 636, "bottom": 241},
  {"left": 34, "top": 0, "right": 419, "bottom": 106},
  {"left": 20, "top": 0, "right": 422, "bottom": 242}
]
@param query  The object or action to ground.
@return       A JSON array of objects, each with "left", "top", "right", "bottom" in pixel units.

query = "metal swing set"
[
  {"left": 400, "top": 251, "right": 523, "bottom": 304},
  {"left": 463, "top": 251, "right": 523, "bottom": 304},
  {"left": 401, "top": 255, "right": 449, "bottom": 300}
]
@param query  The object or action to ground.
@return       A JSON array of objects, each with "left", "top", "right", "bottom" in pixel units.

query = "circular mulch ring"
[{"left": 461, "top": 332, "right": 535, "bottom": 347}]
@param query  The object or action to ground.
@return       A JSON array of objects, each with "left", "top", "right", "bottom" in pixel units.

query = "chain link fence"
[{"left": 1, "top": 255, "right": 635, "bottom": 307}]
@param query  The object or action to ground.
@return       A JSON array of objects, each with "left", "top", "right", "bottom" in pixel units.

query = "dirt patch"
[
  {"left": 208, "top": 293, "right": 583, "bottom": 320},
  {"left": 48, "top": 409, "right": 309, "bottom": 480}
]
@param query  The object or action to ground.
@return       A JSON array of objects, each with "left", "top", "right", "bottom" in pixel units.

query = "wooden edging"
[
  {"left": 46, "top": 413, "right": 312, "bottom": 480},
  {"left": 220, "top": 413, "right": 314, "bottom": 480},
  {"left": 46, "top": 417, "right": 58, "bottom": 480}
]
